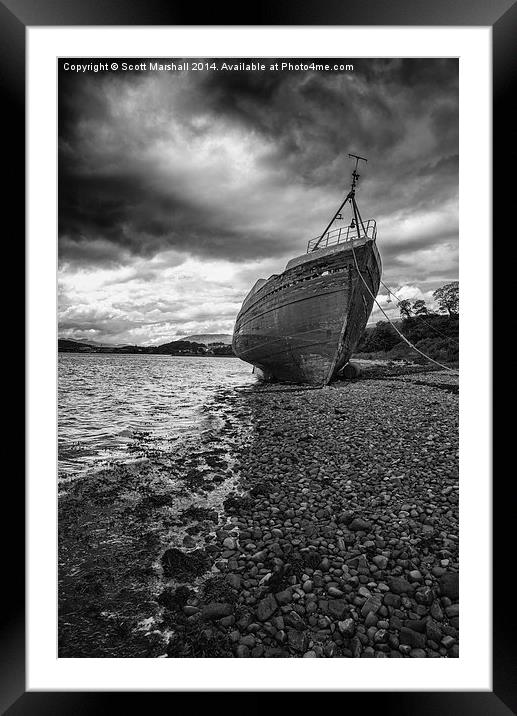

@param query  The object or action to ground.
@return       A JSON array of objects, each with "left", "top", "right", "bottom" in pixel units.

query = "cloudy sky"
[{"left": 58, "top": 58, "right": 458, "bottom": 345}]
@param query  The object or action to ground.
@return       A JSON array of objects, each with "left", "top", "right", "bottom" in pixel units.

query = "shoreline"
[
  {"left": 58, "top": 351, "right": 239, "bottom": 357},
  {"left": 59, "top": 363, "right": 459, "bottom": 658}
]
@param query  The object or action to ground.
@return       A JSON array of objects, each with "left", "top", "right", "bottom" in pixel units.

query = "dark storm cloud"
[
  {"left": 58, "top": 58, "right": 458, "bottom": 344},
  {"left": 58, "top": 58, "right": 458, "bottom": 268}
]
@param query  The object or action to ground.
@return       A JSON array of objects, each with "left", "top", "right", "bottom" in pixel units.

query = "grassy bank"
[{"left": 355, "top": 315, "right": 459, "bottom": 366}]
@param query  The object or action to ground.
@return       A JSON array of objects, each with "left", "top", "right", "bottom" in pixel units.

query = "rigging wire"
[
  {"left": 349, "top": 243, "right": 459, "bottom": 375},
  {"left": 378, "top": 278, "right": 459, "bottom": 345}
]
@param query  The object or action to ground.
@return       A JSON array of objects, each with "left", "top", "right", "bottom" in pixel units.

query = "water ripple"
[{"left": 58, "top": 354, "right": 255, "bottom": 478}]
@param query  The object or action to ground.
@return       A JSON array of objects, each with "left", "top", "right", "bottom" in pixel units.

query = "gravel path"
[{"left": 59, "top": 365, "right": 459, "bottom": 658}]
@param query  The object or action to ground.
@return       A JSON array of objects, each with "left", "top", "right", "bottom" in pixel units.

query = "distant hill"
[
  {"left": 59, "top": 334, "right": 234, "bottom": 352},
  {"left": 58, "top": 337, "right": 235, "bottom": 356},
  {"left": 59, "top": 339, "right": 96, "bottom": 352},
  {"left": 58, "top": 338, "right": 133, "bottom": 350},
  {"left": 149, "top": 340, "right": 207, "bottom": 355},
  {"left": 182, "top": 333, "right": 233, "bottom": 345}
]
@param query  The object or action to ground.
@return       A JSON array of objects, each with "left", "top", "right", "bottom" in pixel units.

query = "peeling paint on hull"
[{"left": 232, "top": 239, "right": 382, "bottom": 385}]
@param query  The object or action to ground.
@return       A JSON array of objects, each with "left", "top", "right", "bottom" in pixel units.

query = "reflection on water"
[{"left": 58, "top": 354, "right": 255, "bottom": 478}]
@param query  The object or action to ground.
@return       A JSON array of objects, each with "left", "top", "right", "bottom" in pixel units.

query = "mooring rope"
[
  {"left": 350, "top": 244, "right": 459, "bottom": 375},
  {"left": 378, "top": 278, "right": 459, "bottom": 345}
]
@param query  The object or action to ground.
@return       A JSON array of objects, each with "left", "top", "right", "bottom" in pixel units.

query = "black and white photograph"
[{"left": 58, "top": 57, "right": 460, "bottom": 659}]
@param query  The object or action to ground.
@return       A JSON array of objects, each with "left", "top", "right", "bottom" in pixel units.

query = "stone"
[
  {"left": 404, "top": 619, "right": 426, "bottom": 633},
  {"left": 220, "top": 616, "right": 235, "bottom": 627},
  {"left": 285, "top": 610, "right": 305, "bottom": 630},
  {"left": 182, "top": 606, "right": 200, "bottom": 616},
  {"left": 349, "top": 518, "right": 372, "bottom": 532},
  {"left": 337, "top": 511, "right": 355, "bottom": 525},
  {"left": 275, "top": 589, "right": 292, "bottom": 605},
  {"left": 236, "top": 644, "right": 250, "bottom": 658},
  {"left": 328, "top": 599, "right": 347, "bottom": 619},
  {"left": 373, "top": 629, "right": 388, "bottom": 644},
  {"left": 441, "top": 635, "right": 456, "bottom": 649},
  {"left": 328, "top": 586, "right": 344, "bottom": 597},
  {"left": 252, "top": 550, "right": 268, "bottom": 562},
  {"left": 240, "top": 634, "right": 256, "bottom": 648},
  {"left": 226, "top": 573, "right": 241, "bottom": 589},
  {"left": 361, "top": 595, "right": 382, "bottom": 617},
  {"left": 256, "top": 593, "right": 278, "bottom": 621},
  {"left": 373, "top": 555, "right": 388, "bottom": 570},
  {"left": 426, "top": 619, "right": 442, "bottom": 643},
  {"left": 338, "top": 618, "right": 355, "bottom": 637},
  {"left": 445, "top": 604, "right": 459, "bottom": 619},
  {"left": 275, "top": 630, "right": 287, "bottom": 644},
  {"left": 400, "top": 627, "right": 426, "bottom": 650},
  {"left": 272, "top": 616, "right": 285, "bottom": 630},
  {"left": 439, "top": 572, "right": 459, "bottom": 601},
  {"left": 415, "top": 587, "right": 434, "bottom": 606},
  {"left": 200, "top": 603, "right": 233, "bottom": 621},
  {"left": 364, "top": 612, "right": 378, "bottom": 628},
  {"left": 320, "top": 557, "right": 331, "bottom": 572},
  {"left": 324, "top": 641, "right": 337, "bottom": 657},
  {"left": 430, "top": 602, "right": 444, "bottom": 621},
  {"left": 388, "top": 577, "right": 414, "bottom": 595},
  {"left": 350, "top": 636, "right": 362, "bottom": 657},
  {"left": 390, "top": 616, "right": 403, "bottom": 631},
  {"left": 383, "top": 593, "right": 401, "bottom": 608},
  {"left": 287, "top": 628, "right": 308, "bottom": 652},
  {"left": 388, "top": 634, "right": 400, "bottom": 650},
  {"left": 223, "top": 537, "right": 236, "bottom": 550}
]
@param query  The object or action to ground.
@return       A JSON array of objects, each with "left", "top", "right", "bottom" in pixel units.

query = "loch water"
[{"left": 58, "top": 354, "right": 256, "bottom": 478}]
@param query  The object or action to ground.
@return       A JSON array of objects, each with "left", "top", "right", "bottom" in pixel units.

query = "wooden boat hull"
[{"left": 232, "top": 238, "right": 382, "bottom": 384}]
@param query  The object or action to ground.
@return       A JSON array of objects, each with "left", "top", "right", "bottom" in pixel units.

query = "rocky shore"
[{"left": 59, "top": 363, "right": 459, "bottom": 658}]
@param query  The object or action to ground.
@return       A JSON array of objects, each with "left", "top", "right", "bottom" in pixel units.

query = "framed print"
[{"left": 5, "top": 0, "right": 512, "bottom": 711}]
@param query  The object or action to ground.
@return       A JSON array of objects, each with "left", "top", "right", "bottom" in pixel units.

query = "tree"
[
  {"left": 412, "top": 299, "right": 428, "bottom": 316},
  {"left": 366, "top": 321, "right": 399, "bottom": 352},
  {"left": 433, "top": 281, "right": 459, "bottom": 316},
  {"left": 399, "top": 299, "right": 412, "bottom": 319}
]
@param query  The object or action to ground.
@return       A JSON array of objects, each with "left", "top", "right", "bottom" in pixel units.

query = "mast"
[
  {"left": 311, "top": 153, "right": 368, "bottom": 251},
  {"left": 348, "top": 153, "right": 368, "bottom": 239}
]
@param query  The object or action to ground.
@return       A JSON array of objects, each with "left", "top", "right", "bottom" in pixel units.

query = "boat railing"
[{"left": 306, "top": 219, "right": 377, "bottom": 253}]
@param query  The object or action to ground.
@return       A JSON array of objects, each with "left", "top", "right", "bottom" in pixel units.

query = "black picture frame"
[{"left": 8, "top": 0, "right": 510, "bottom": 712}]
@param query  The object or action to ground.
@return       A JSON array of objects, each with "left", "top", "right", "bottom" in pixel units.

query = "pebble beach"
[{"left": 59, "top": 362, "right": 459, "bottom": 658}]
